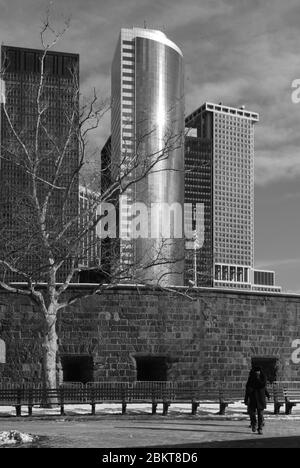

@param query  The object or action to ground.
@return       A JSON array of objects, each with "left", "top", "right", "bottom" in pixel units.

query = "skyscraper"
[
  {"left": 185, "top": 102, "right": 281, "bottom": 292},
  {"left": 0, "top": 46, "right": 79, "bottom": 282},
  {"left": 79, "top": 185, "right": 101, "bottom": 269},
  {"left": 184, "top": 136, "right": 212, "bottom": 286},
  {"left": 111, "top": 28, "right": 185, "bottom": 286}
]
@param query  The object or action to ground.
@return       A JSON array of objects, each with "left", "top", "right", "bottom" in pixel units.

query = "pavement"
[{"left": 1, "top": 414, "right": 300, "bottom": 448}]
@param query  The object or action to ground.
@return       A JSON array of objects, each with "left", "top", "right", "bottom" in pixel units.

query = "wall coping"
[{"left": 1, "top": 282, "right": 300, "bottom": 301}]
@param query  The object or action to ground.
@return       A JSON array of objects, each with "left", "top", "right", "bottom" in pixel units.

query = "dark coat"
[{"left": 244, "top": 371, "right": 270, "bottom": 411}]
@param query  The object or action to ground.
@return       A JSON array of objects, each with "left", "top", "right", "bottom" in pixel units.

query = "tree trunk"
[{"left": 42, "top": 306, "right": 58, "bottom": 392}]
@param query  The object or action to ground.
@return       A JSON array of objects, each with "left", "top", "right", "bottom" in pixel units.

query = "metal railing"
[{"left": 0, "top": 381, "right": 300, "bottom": 416}]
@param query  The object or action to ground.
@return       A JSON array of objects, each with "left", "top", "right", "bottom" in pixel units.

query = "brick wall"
[{"left": 0, "top": 286, "right": 300, "bottom": 384}]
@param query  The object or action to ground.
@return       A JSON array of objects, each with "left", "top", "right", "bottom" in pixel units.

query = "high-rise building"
[
  {"left": 0, "top": 46, "right": 79, "bottom": 282},
  {"left": 185, "top": 102, "right": 281, "bottom": 292},
  {"left": 79, "top": 185, "right": 101, "bottom": 269},
  {"left": 184, "top": 136, "right": 212, "bottom": 286},
  {"left": 111, "top": 28, "right": 185, "bottom": 286}
]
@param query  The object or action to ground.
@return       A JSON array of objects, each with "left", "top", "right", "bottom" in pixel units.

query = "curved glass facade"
[{"left": 111, "top": 28, "right": 184, "bottom": 286}]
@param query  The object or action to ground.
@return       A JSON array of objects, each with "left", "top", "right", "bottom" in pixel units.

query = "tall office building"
[
  {"left": 111, "top": 28, "right": 185, "bottom": 286},
  {"left": 0, "top": 46, "right": 79, "bottom": 282},
  {"left": 184, "top": 136, "right": 212, "bottom": 286},
  {"left": 79, "top": 185, "right": 101, "bottom": 269},
  {"left": 185, "top": 102, "right": 281, "bottom": 292}
]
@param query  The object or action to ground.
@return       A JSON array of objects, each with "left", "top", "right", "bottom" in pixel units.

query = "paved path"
[{"left": 1, "top": 416, "right": 300, "bottom": 447}]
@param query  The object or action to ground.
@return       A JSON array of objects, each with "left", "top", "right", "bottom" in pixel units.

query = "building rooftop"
[
  {"left": 121, "top": 27, "right": 183, "bottom": 57},
  {"left": 186, "top": 102, "right": 259, "bottom": 126}
]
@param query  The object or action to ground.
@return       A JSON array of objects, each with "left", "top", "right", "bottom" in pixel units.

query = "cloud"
[
  {"left": 179, "top": 0, "right": 300, "bottom": 186},
  {"left": 256, "top": 258, "right": 300, "bottom": 269},
  {"left": 1, "top": 0, "right": 300, "bottom": 187},
  {"left": 255, "top": 151, "right": 300, "bottom": 185},
  {"left": 281, "top": 191, "right": 300, "bottom": 201},
  {"left": 1, "top": 0, "right": 300, "bottom": 291}
]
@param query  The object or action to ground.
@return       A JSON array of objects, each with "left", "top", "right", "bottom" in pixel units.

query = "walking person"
[{"left": 244, "top": 366, "right": 270, "bottom": 435}]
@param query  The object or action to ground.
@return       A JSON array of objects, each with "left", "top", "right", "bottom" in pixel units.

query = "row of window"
[
  {"left": 214, "top": 114, "right": 255, "bottom": 123},
  {"left": 3, "top": 49, "right": 78, "bottom": 77},
  {"left": 214, "top": 264, "right": 250, "bottom": 282}
]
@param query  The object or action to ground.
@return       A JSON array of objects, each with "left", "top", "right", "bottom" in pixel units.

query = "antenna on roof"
[{"left": 144, "top": 20, "right": 147, "bottom": 29}]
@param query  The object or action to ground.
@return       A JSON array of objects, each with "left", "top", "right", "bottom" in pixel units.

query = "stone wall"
[{"left": 0, "top": 286, "right": 300, "bottom": 385}]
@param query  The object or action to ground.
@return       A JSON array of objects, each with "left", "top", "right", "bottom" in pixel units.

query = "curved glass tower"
[{"left": 111, "top": 28, "right": 184, "bottom": 286}]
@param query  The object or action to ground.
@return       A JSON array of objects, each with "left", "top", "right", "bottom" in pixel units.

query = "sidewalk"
[
  {"left": 1, "top": 402, "right": 300, "bottom": 447},
  {"left": 1, "top": 416, "right": 300, "bottom": 448}
]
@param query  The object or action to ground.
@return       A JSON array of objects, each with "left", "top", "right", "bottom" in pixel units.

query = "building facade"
[
  {"left": 79, "top": 185, "right": 101, "bottom": 269},
  {"left": 184, "top": 136, "right": 213, "bottom": 286},
  {"left": 185, "top": 102, "right": 280, "bottom": 292},
  {"left": 111, "top": 28, "right": 185, "bottom": 286},
  {"left": 0, "top": 46, "right": 80, "bottom": 282},
  {"left": 0, "top": 285, "right": 299, "bottom": 385}
]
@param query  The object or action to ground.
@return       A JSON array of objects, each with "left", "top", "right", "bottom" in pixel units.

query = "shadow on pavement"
[
  {"left": 118, "top": 425, "right": 249, "bottom": 435},
  {"left": 128, "top": 421, "right": 249, "bottom": 428},
  {"left": 151, "top": 436, "right": 300, "bottom": 448}
]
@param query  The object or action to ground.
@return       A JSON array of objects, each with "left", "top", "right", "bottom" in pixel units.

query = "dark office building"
[
  {"left": 0, "top": 46, "right": 80, "bottom": 282},
  {"left": 99, "top": 135, "right": 122, "bottom": 281},
  {"left": 101, "top": 136, "right": 112, "bottom": 201},
  {"left": 184, "top": 136, "right": 213, "bottom": 286}
]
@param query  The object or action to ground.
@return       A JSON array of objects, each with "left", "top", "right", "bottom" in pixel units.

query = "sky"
[{"left": 1, "top": 0, "right": 300, "bottom": 292}]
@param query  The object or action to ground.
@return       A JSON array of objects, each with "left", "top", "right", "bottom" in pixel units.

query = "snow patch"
[
  {"left": 0, "top": 401, "right": 300, "bottom": 419},
  {"left": 0, "top": 430, "right": 38, "bottom": 446}
]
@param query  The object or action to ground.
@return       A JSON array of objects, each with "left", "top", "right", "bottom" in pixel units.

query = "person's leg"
[
  {"left": 257, "top": 410, "right": 264, "bottom": 434},
  {"left": 248, "top": 409, "right": 257, "bottom": 431},
  {"left": 247, "top": 406, "right": 252, "bottom": 427}
]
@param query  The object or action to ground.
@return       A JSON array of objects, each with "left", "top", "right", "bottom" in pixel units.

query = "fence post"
[
  {"left": 28, "top": 388, "right": 33, "bottom": 416},
  {"left": 152, "top": 402, "right": 157, "bottom": 415},
  {"left": 60, "top": 387, "right": 65, "bottom": 416},
  {"left": 122, "top": 383, "right": 127, "bottom": 415},
  {"left": 41, "top": 386, "right": 48, "bottom": 408},
  {"left": 15, "top": 388, "right": 22, "bottom": 417},
  {"left": 191, "top": 400, "right": 199, "bottom": 415},
  {"left": 162, "top": 401, "right": 169, "bottom": 416},
  {"left": 219, "top": 401, "right": 227, "bottom": 416},
  {"left": 91, "top": 387, "right": 96, "bottom": 416}
]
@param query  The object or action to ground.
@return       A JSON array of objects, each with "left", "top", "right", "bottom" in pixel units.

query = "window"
[
  {"left": 134, "top": 355, "right": 168, "bottom": 381},
  {"left": 24, "top": 52, "right": 35, "bottom": 72},
  {"left": 5, "top": 50, "right": 19, "bottom": 72},
  {"left": 251, "top": 357, "right": 278, "bottom": 383},
  {"left": 61, "top": 355, "right": 94, "bottom": 384},
  {"left": 45, "top": 54, "right": 55, "bottom": 74}
]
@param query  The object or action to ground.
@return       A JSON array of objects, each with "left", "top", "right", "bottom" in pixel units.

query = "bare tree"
[{"left": 0, "top": 15, "right": 185, "bottom": 389}]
